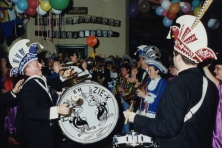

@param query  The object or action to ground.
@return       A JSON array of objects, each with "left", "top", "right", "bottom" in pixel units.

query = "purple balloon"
[
  {"left": 127, "top": 1, "right": 139, "bottom": 18},
  {"left": 159, "top": 0, "right": 164, "bottom": 4},
  {"left": 181, "top": 2, "right": 191, "bottom": 13}
]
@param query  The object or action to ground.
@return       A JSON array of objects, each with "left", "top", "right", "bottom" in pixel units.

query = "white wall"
[{"left": 20, "top": 0, "right": 129, "bottom": 58}]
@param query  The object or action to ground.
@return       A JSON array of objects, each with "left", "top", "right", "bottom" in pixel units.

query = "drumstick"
[
  {"left": 139, "top": 98, "right": 142, "bottom": 115},
  {"left": 124, "top": 101, "right": 134, "bottom": 124}
]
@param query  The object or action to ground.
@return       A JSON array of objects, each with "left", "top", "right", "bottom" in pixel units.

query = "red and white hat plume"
[{"left": 167, "top": 15, "right": 217, "bottom": 63}]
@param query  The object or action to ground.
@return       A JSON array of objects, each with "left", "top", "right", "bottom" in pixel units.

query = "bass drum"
[{"left": 57, "top": 81, "right": 119, "bottom": 144}]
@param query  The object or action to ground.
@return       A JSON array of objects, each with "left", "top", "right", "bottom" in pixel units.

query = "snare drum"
[
  {"left": 113, "top": 131, "right": 153, "bottom": 147},
  {"left": 57, "top": 81, "right": 119, "bottom": 144}
]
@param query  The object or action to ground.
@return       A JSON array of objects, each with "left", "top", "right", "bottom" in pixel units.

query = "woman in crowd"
[
  {"left": 114, "top": 63, "right": 134, "bottom": 133},
  {"left": 136, "top": 58, "right": 168, "bottom": 118},
  {"left": 0, "top": 57, "right": 18, "bottom": 145}
]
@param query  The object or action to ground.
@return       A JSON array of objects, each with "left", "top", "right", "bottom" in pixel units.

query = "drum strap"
[
  {"left": 22, "top": 75, "right": 53, "bottom": 102},
  {"left": 184, "top": 77, "right": 208, "bottom": 122}
]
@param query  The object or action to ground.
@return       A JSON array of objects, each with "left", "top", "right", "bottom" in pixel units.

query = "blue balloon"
[
  {"left": 191, "top": 6, "right": 194, "bottom": 11},
  {"left": 127, "top": 1, "right": 139, "bottom": 18},
  {"left": 17, "top": 0, "right": 28, "bottom": 11},
  {"left": 192, "top": 0, "right": 200, "bottom": 8},
  {"left": 163, "top": 17, "right": 173, "bottom": 27},
  {"left": 155, "top": 6, "right": 164, "bottom": 16}
]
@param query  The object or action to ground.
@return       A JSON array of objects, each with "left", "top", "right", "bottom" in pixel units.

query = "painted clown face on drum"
[
  {"left": 70, "top": 53, "right": 79, "bottom": 63},
  {"left": 214, "top": 64, "right": 222, "bottom": 81},
  {"left": 25, "top": 60, "right": 43, "bottom": 76},
  {"left": 148, "top": 66, "right": 159, "bottom": 80}
]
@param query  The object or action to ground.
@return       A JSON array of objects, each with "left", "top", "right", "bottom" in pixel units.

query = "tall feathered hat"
[
  {"left": 135, "top": 45, "right": 161, "bottom": 60},
  {"left": 167, "top": 0, "right": 216, "bottom": 63},
  {"left": 144, "top": 59, "right": 168, "bottom": 74},
  {"left": 9, "top": 39, "right": 43, "bottom": 76}
]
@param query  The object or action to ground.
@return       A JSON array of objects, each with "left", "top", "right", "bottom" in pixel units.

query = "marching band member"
[
  {"left": 9, "top": 39, "right": 72, "bottom": 148},
  {"left": 124, "top": 14, "right": 218, "bottom": 148},
  {"left": 68, "top": 50, "right": 92, "bottom": 78},
  {"left": 136, "top": 58, "right": 168, "bottom": 118}
]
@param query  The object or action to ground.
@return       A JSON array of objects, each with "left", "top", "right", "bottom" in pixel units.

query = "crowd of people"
[{"left": 0, "top": 14, "right": 221, "bottom": 148}]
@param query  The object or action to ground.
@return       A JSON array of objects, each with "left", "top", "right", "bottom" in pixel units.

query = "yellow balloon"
[
  {"left": 194, "top": 6, "right": 201, "bottom": 16},
  {"left": 40, "top": 1, "right": 51, "bottom": 11}
]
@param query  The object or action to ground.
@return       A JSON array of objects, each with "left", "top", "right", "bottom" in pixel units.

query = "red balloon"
[
  {"left": 28, "top": 0, "right": 39, "bottom": 9},
  {"left": 86, "top": 36, "right": 97, "bottom": 47},
  {"left": 162, "top": 10, "right": 167, "bottom": 17},
  {"left": 26, "top": 7, "right": 37, "bottom": 16},
  {"left": 166, "top": 11, "right": 177, "bottom": 20}
]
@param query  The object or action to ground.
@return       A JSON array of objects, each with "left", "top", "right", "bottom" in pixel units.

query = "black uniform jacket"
[
  {"left": 134, "top": 68, "right": 219, "bottom": 148},
  {"left": 16, "top": 75, "right": 62, "bottom": 148}
]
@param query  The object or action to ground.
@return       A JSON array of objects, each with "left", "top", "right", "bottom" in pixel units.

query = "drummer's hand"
[
  {"left": 123, "top": 110, "right": 136, "bottom": 123},
  {"left": 57, "top": 104, "right": 71, "bottom": 116},
  {"left": 63, "top": 69, "right": 74, "bottom": 79}
]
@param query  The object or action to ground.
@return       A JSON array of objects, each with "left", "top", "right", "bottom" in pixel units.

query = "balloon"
[
  {"left": 166, "top": 11, "right": 177, "bottom": 20},
  {"left": 12, "top": 0, "right": 19, "bottom": 4},
  {"left": 17, "top": 0, "right": 28, "bottom": 11},
  {"left": 159, "top": 0, "right": 164, "bottom": 4},
  {"left": 127, "top": 1, "right": 139, "bottom": 18},
  {"left": 180, "top": 2, "right": 185, "bottom": 7},
  {"left": 26, "top": 7, "right": 37, "bottom": 16},
  {"left": 15, "top": 4, "right": 24, "bottom": 13},
  {"left": 171, "top": 0, "right": 180, "bottom": 3},
  {"left": 192, "top": 0, "right": 200, "bottom": 8},
  {"left": 36, "top": 5, "right": 47, "bottom": 15},
  {"left": 163, "top": 17, "right": 173, "bottom": 27},
  {"left": 40, "top": 1, "right": 51, "bottom": 11},
  {"left": 161, "top": 0, "right": 171, "bottom": 10},
  {"left": 51, "top": 8, "right": 62, "bottom": 14},
  {"left": 138, "top": 0, "right": 151, "bottom": 13},
  {"left": 181, "top": 2, "right": 191, "bottom": 13},
  {"left": 49, "top": 0, "right": 70, "bottom": 10},
  {"left": 208, "top": 19, "right": 220, "bottom": 30},
  {"left": 28, "top": 0, "right": 39, "bottom": 9},
  {"left": 86, "top": 36, "right": 97, "bottom": 47},
  {"left": 193, "top": 6, "right": 201, "bottom": 16},
  {"left": 155, "top": 6, "right": 164, "bottom": 16},
  {"left": 162, "top": 10, "right": 167, "bottom": 16},
  {"left": 168, "top": 2, "right": 180, "bottom": 14}
]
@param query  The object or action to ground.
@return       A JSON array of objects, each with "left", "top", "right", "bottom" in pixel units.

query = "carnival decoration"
[
  {"left": 166, "top": 0, "right": 216, "bottom": 63},
  {"left": 9, "top": 39, "right": 44, "bottom": 76},
  {"left": 86, "top": 36, "right": 98, "bottom": 59},
  {"left": 127, "top": 0, "right": 213, "bottom": 27}
]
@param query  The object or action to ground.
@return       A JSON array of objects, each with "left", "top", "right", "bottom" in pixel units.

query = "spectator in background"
[
  {"left": 203, "top": 59, "right": 222, "bottom": 147},
  {"left": 167, "top": 61, "right": 178, "bottom": 81},
  {"left": 0, "top": 56, "right": 18, "bottom": 145}
]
